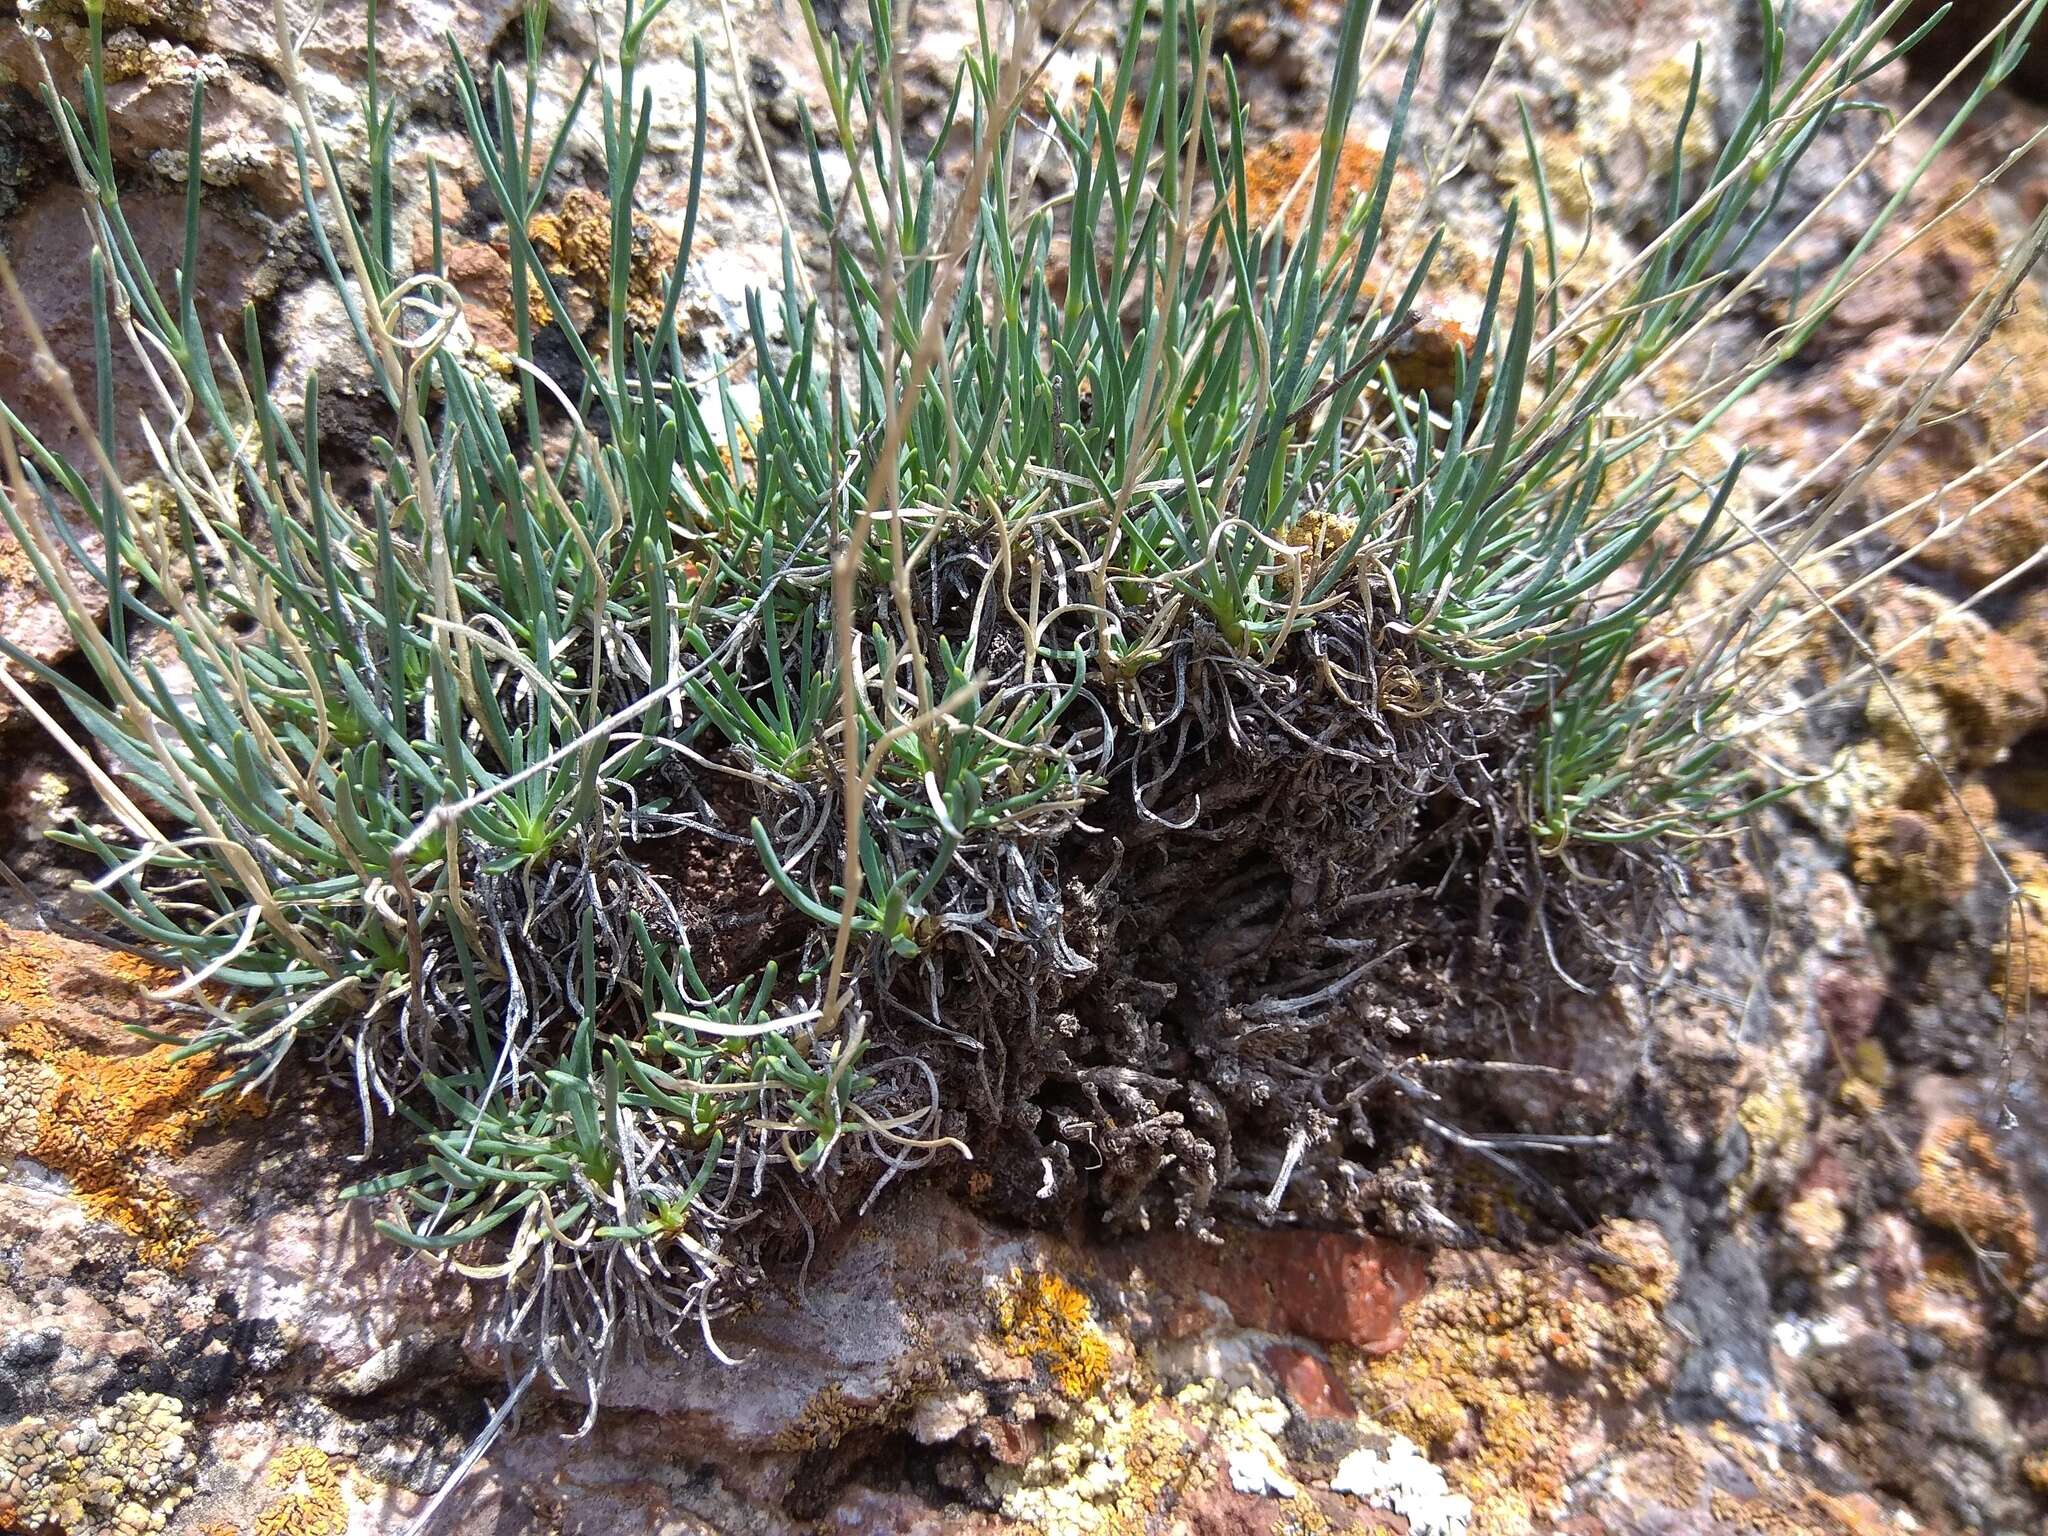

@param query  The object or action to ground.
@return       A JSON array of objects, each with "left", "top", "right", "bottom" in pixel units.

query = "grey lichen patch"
[
  {"left": 990, "top": 1383, "right": 1302, "bottom": 1533},
  {"left": 0, "top": 1391, "right": 199, "bottom": 1534}
]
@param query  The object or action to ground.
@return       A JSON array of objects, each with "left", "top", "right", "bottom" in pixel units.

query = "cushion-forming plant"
[{"left": 0, "top": 0, "right": 2039, "bottom": 1402}]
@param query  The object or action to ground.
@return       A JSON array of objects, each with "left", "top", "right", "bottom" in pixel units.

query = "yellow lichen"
[
  {"left": 1732, "top": 1074, "right": 1810, "bottom": 1209},
  {"left": 1348, "top": 1237, "right": 1670, "bottom": 1536},
  {"left": 252, "top": 1446, "right": 348, "bottom": 1536},
  {"left": 1628, "top": 53, "right": 1720, "bottom": 175},
  {"left": 990, "top": 1268, "right": 1113, "bottom": 1401},
  {"left": 0, "top": 926, "right": 258, "bottom": 1268},
  {"left": 1492, "top": 48, "right": 1716, "bottom": 254},
  {"left": 1837, "top": 1038, "right": 1890, "bottom": 1115},
  {"left": 526, "top": 187, "right": 680, "bottom": 338}
]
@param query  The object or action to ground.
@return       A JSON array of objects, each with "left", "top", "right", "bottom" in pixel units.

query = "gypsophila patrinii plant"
[{"left": 0, "top": 0, "right": 2039, "bottom": 1402}]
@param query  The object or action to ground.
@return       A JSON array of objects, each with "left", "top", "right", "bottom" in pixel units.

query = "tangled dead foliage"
[{"left": 921, "top": 617, "right": 1667, "bottom": 1242}]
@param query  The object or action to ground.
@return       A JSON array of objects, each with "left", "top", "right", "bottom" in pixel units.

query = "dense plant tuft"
[{"left": 0, "top": 0, "right": 2037, "bottom": 1400}]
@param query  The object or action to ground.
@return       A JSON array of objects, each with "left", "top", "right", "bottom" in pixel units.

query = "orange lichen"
[
  {"left": 1990, "top": 848, "right": 2048, "bottom": 1011},
  {"left": 1845, "top": 782, "right": 1995, "bottom": 932},
  {"left": 426, "top": 188, "right": 682, "bottom": 356},
  {"left": 1241, "top": 131, "right": 1392, "bottom": 240},
  {"left": 1913, "top": 1113, "right": 2037, "bottom": 1278},
  {"left": 991, "top": 1268, "right": 1113, "bottom": 1401},
  {"left": 2021, "top": 1448, "right": 2048, "bottom": 1494},
  {"left": 1348, "top": 1231, "right": 1671, "bottom": 1535},
  {"left": 0, "top": 925, "right": 255, "bottom": 1268},
  {"left": 253, "top": 1446, "right": 348, "bottom": 1536}
]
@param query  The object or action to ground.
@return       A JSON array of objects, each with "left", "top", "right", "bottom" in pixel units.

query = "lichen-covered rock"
[
  {"left": 0, "top": 923, "right": 250, "bottom": 1268},
  {"left": 0, "top": 1390, "right": 198, "bottom": 1534},
  {"left": 1913, "top": 1109, "right": 2038, "bottom": 1281},
  {"left": 987, "top": 1269, "right": 1115, "bottom": 1402},
  {"left": 1332, "top": 1434, "right": 1473, "bottom": 1536},
  {"left": 1859, "top": 585, "right": 2048, "bottom": 783},
  {"left": 1845, "top": 782, "right": 1997, "bottom": 937},
  {"left": 1778, "top": 186, "right": 2048, "bottom": 590},
  {"left": 986, "top": 1382, "right": 1354, "bottom": 1535},
  {"left": 246, "top": 1444, "right": 350, "bottom": 1536},
  {"left": 1344, "top": 1223, "right": 1676, "bottom": 1535}
]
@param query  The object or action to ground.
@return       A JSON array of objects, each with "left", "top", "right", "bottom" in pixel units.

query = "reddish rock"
[
  {"left": 1260, "top": 1342, "right": 1357, "bottom": 1419},
  {"left": 0, "top": 185, "right": 273, "bottom": 477},
  {"left": 1148, "top": 1229, "right": 1428, "bottom": 1351},
  {"left": 972, "top": 1416, "right": 1045, "bottom": 1469},
  {"left": 1816, "top": 960, "right": 1885, "bottom": 1051}
]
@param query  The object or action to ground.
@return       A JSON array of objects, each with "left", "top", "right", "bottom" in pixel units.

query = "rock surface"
[{"left": 1, "top": 0, "right": 2046, "bottom": 1531}]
